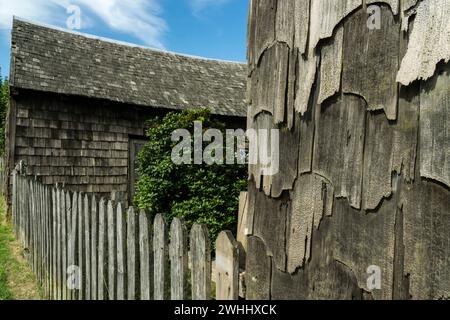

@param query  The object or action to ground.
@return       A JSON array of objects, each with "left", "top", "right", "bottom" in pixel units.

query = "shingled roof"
[{"left": 10, "top": 18, "right": 247, "bottom": 117}]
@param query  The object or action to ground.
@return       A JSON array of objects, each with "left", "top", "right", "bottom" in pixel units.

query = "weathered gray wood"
[
  {"left": 397, "top": 0, "right": 450, "bottom": 85},
  {"left": 270, "top": 112, "right": 312, "bottom": 197},
  {"left": 329, "top": 197, "right": 397, "bottom": 300},
  {"left": 399, "top": 173, "right": 450, "bottom": 299},
  {"left": 91, "top": 195, "right": 98, "bottom": 300},
  {"left": 287, "top": 174, "right": 334, "bottom": 273},
  {"left": 116, "top": 202, "right": 126, "bottom": 300},
  {"left": 61, "top": 189, "right": 67, "bottom": 300},
  {"left": 11, "top": 172, "right": 17, "bottom": 237},
  {"left": 56, "top": 187, "right": 62, "bottom": 300},
  {"left": 318, "top": 25, "right": 343, "bottom": 104},
  {"left": 51, "top": 187, "right": 57, "bottom": 299},
  {"left": 419, "top": 63, "right": 450, "bottom": 189},
  {"left": 294, "top": 46, "right": 319, "bottom": 115},
  {"left": 126, "top": 206, "right": 138, "bottom": 300},
  {"left": 69, "top": 192, "right": 79, "bottom": 300},
  {"left": 215, "top": 231, "right": 239, "bottom": 300},
  {"left": 77, "top": 192, "right": 85, "bottom": 299},
  {"left": 250, "top": 182, "right": 288, "bottom": 271},
  {"left": 294, "top": 0, "right": 310, "bottom": 54},
  {"left": 45, "top": 185, "right": 52, "bottom": 299},
  {"left": 190, "top": 223, "right": 211, "bottom": 300},
  {"left": 236, "top": 192, "right": 250, "bottom": 254},
  {"left": 139, "top": 210, "right": 152, "bottom": 300},
  {"left": 367, "top": 0, "right": 399, "bottom": 15},
  {"left": 312, "top": 94, "right": 366, "bottom": 209},
  {"left": 249, "top": 42, "right": 290, "bottom": 123},
  {"left": 169, "top": 217, "right": 188, "bottom": 300},
  {"left": 83, "top": 194, "right": 91, "bottom": 300},
  {"left": 342, "top": 5, "right": 400, "bottom": 120},
  {"left": 247, "top": 0, "right": 277, "bottom": 72},
  {"left": 97, "top": 198, "right": 107, "bottom": 300},
  {"left": 153, "top": 214, "right": 169, "bottom": 300},
  {"left": 309, "top": 0, "right": 362, "bottom": 50},
  {"left": 31, "top": 180, "right": 37, "bottom": 274},
  {"left": 362, "top": 92, "right": 419, "bottom": 210},
  {"left": 245, "top": 236, "right": 271, "bottom": 300},
  {"left": 107, "top": 200, "right": 116, "bottom": 300}
]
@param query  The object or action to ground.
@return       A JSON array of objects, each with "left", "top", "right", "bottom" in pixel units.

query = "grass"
[
  {"left": 0, "top": 196, "right": 41, "bottom": 300},
  {"left": 0, "top": 200, "right": 14, "bottom": 299}
]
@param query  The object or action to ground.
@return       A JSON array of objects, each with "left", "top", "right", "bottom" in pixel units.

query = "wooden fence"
[{"left": 11, "top": 172, "right": 245, "bottom": 300}]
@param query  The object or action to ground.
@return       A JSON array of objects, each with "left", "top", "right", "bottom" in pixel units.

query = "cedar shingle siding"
[{"left": 6, "top": 18, "right": 247, "bottom": 203}]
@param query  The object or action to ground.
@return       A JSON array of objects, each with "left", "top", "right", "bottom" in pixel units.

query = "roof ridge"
[{"left": 12, "top": 16, "right": 246, "bottom": 66}]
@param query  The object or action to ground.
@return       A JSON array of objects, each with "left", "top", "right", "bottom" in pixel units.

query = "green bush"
[
  {"left": 135, "top": 109, "right": 247, "bottom": 240},
  {"left": 0, "top": 77, "right": 8, "bottom": 156}
]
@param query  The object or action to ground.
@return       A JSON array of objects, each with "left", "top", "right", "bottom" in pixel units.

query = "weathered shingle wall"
[
  {"left": 10, "top": 18, "right": 247, "bottom": 117},
  {"left": 13, "top": 91, "right": 154, "bottom": 199}
]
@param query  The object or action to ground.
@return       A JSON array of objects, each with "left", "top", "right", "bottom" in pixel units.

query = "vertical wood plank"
[
  {"left": 190, "top": 223, "right": 211, "bottom": 300},
  {"left": 12, "top": 171, "right": 17, "bottom": 237},
  {"left": 84, "top": 194, "right": 91, "bottom": 300},
  {"left": 153, "top": 214, "right": 169, "bottom": 300},
  {"left": 31, "top": 180, "right": 37, "bottom": 274},
  {"left": 237, "top": 191, "right": 250, "bottom": 254},
  {"left": 52, "top": 187, "right": 57, "bottom": 299},
  {"left": 169, "top": 217, "right": 188, "bottom": 300},
  {"left": 97, "top": 198, "right": 107, "bottom": 300},
  {"left": 91, "top": 195, "right": 98, "bottom": 300},
  {"left": 127, "top": 207, "right": 138, "bottom": 300},
  {"left": 77, "top": 192, "right": 85, "bottom": 300},
  {"left": 107, "top": 200, "right": 116, "bottom": 300},
  {"left": 56, "top": 187, "right": 62, "bottom": 300},
  {"left": 69, "top": 192, "right": 79, "bottom": 300},
  {"left": 245, "top": 236, "right": 271, "bottom": 300},
  {"left": 139, "top": 210, "right": 152, "bottom": 300},
  {"left": 45, "top": 185, "right": 52, "bottom": 299},
  {"left": 116, "top": 202, "right": 126, "bottom": 300},
  {"left": 61, "top": 189, "right": 67, "bottom": 300},
  {"left": 215, "top": 231, "right": 239, "bottom": 300}
]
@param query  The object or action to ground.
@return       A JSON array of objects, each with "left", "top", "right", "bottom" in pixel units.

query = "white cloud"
[
  {"left": 189, "top": 0, "right": 231, "bottom": 14},
  {"left": 0, "top": 0, "right": 63, "bottom": 30},
  {"left": 0, "top": 0, "right": 167, "bottom": 48}
]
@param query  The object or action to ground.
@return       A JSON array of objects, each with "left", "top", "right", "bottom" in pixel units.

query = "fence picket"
[
  {"left": 127, "top": 207, "right": 138, "bottom": 300},
  {"left": 84, "top": 194, "right": 91, "bottom": 300},
  {"left": 139, "top": 210, "right": 152, "bottom": 300},
  {"left": 153, "top": 214, "right": 169, "bottom": 300},
  {"left": 91, "top": 195, "right": 98, "bottom": 300},
  {"left": 215, "top": 231, "right": 239, "bottom": 300},
  {"left": 77, "top": 192, "right": 85, "bottom": 300},
  {"left": 69, "top": 192, "right": 79, "bottom": 300},
  {"left": 169, "top": 218, "right": 188, "bottom": 300},
  {"left": 61, "top": 189, "right": 67, "bottom": 300},
  {"left": 190, "top": 224, "right": 211, "bottom": 300},
  {"left": 116, "top": 203, "right": 126, "bottom": 300},
  {"left": 56, "top": 187, "right": 63, "bottom": 300},
  {"left": 107, "top": 200, "right": 116, "bottom": 300},
  {"left": 97, "top": 198, "right": 107, "bottom": 300},
  {"left": 52, "top": 187, "right": 57, "bottom": 299}
]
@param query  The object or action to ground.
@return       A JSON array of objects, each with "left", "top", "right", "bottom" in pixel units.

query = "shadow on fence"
[{"left": 11, "top": 171, "right": 245, "bottom": 300}]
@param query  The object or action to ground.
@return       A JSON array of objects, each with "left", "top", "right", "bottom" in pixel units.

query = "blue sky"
[{"left": 0, "top": 0, "right": 248, "bottom": 79}]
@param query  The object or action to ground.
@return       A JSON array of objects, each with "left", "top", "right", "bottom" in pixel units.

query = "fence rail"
[{"left": 11, "top": 172, "right": 245, "bottom": 300}]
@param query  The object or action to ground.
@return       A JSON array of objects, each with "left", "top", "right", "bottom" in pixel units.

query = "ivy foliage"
[{"left": 135, "top": 109, "right": 247, "bottom": 240}]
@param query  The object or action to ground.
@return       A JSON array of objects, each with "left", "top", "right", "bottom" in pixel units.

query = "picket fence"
[{"left": 11, "top": 172, "right": 244, "bottom": 300}]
